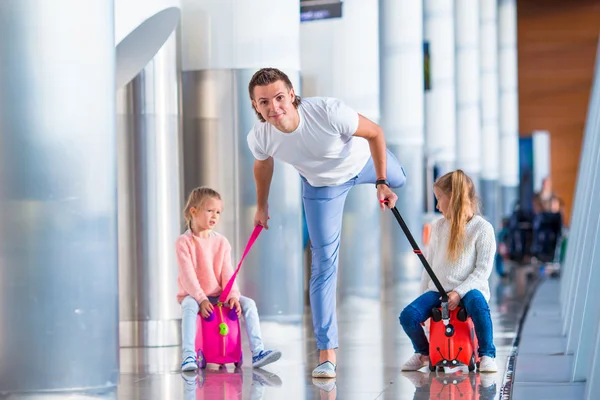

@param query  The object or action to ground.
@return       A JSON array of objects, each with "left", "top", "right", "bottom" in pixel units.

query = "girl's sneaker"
[
  {"left": 401, "top": 353, "right": 429, "bottom": 371},
  {"left": 478, "top": 356, "right": 498, "bottom": 373},
  {"left": 181, "top": 355, "right": 198, "bottom": 372},
  {"left": 252, "top": 349, "right": 282, "bottom": 368}
]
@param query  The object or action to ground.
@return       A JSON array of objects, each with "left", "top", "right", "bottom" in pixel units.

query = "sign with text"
[{"left": 300, "top": 0, "right": 343, "bottom": 22}]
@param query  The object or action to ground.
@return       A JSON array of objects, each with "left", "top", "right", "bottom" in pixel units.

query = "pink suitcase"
[{"left": 195, "top": 226, "right": 262, "bottom": 368}]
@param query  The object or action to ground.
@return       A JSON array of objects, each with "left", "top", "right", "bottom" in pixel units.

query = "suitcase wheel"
[
  {"left": 197, "top": 350, "right": 207, "bottom": 369},
  {"left": 429, "top": 361, "right": 436, "bottom": 372},
  {"left": 468, "top": 353, "right": 476, "bottom": 372},
  {"left": 431, "top": 308, "right": 442, "bottom": 322},
  {"left": 457, "top": 308, "right": 468, "bottom": 322},
  {"left": 234, "top": 353, "right": 243, "bottom": 368}
]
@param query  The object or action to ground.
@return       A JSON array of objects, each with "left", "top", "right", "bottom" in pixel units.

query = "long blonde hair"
[
  {"left": 434, "top": 170, "right": 479, "bottom": 262},
  {"left": 183, "top": 187, "right": 222, "bottom": 232}
]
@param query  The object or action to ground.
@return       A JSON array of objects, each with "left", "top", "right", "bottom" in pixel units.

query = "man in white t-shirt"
[{"left": 246, "top": 68, "right": 406, "bottom": 379}]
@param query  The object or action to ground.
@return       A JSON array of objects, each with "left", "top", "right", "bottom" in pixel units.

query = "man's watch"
[{"left": 375, "top": 179, "right": 390, "bottom": 188}]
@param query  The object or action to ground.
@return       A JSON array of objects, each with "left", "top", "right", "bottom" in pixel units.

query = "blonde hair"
[
  {"left": 434, "top": 170, "right": 479, "bottom": 262},
  {"left": 183, "top": 187, "right": 222, "bottom": 231}
]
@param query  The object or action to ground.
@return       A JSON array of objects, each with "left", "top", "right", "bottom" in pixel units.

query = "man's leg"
[
  {"left": 355, "top": 148, "right": 407, "bottom": 188},
  {"left": 302, "top": 179, "right": 352, "bottom": 363}
]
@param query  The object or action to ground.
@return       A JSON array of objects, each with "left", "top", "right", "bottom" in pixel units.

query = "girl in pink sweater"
[{"left": 177, "top": 187, "right": 281, "bottom": 372}]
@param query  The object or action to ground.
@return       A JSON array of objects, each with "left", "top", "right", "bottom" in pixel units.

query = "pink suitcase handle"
[{"left": 218, "top": 225, "right": 263, "bottom": 303}]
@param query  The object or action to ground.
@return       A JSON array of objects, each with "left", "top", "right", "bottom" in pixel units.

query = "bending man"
[{"left": 246, "top": 68, "right": 406, "bottom": 378}]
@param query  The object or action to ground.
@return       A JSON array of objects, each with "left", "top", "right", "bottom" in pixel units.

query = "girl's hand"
[
  {"left": 447, "top": 291, "right": 461, "bottom": 311},
  {"left": 228, "top": 298, "right": 242, "bottom": 317},
  {"left": 200, "top": 300, "right": 214, "bottom": 318}
]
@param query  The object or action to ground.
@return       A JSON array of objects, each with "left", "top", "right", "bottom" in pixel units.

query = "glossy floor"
[{"left": 114, "top": 270, "right": 530, "bottom": 400}]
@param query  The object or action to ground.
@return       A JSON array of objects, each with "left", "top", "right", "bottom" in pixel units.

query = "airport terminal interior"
[{"left": 2, "top": 0, "right": 600, "bottom": 399}]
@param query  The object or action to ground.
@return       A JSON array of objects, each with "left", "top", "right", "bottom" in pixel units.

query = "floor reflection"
[
  {"left": 401, "top": 370, "right": 498, "bottom": 400},
  {"left": 112, "top": 262, "right": 532, "bottom": 400},
  {"left": 180, "top": 366, "right": 283, "bottom": 400}
]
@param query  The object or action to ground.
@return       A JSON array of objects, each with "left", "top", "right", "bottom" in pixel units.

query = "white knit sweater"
[{"left": 420, "top": 215, "right": 497, "bottom": 302}]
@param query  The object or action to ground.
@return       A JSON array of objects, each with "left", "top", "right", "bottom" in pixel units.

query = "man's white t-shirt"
[{"left": 246, "top": 97, "right": 371, "bottom": 187}]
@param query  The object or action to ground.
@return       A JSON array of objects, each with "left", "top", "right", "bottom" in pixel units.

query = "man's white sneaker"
[
  {"left": 478, "top": 356, "right": 498, "bottom": 373},
  {"left": 401, "top": 353, "right": 429, "bottom": 371}
]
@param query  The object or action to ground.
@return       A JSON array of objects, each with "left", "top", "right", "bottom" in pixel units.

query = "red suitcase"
[{"left": 386, "top": 203, "right": 480, "bottom": 372}]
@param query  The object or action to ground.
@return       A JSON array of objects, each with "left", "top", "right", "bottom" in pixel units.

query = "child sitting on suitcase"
[
  {"left": 176, "top": 187, "right": 282, "bottom": 372},
  {"left": 400, "top": 170, "right": 498, "bottom": 373}
]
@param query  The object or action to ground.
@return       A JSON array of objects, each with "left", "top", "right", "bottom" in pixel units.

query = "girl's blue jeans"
[{"left": 399, "top": 289, "right": 496, "bottom": 358}]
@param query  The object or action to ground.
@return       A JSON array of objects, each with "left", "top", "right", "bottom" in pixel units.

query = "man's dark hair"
[{"left": 248, "top": 68, "right": 302, "bottom": 122}]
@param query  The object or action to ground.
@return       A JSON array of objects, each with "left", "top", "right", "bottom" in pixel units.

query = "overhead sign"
[{"left": 300, "top": 0, "right": 343, "bottom": 23}]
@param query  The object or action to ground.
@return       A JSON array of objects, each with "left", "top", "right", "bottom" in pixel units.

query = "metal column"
[
  {"left": 117, "top": 32, "right": 183, "bottom": 348},
  {"left": 0, "top": 0, "right": 118, "bottom": 392}
]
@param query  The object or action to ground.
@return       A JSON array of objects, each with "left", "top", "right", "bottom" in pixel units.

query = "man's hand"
[
  {"left": 442, "top": 291, "right": 461, "bottom": 311},
  {"left": 253, "top": 158, "right": 273, "bottom": 229},
  {"left": 228, "top": 298, "right": 242, "bottom": 317},
  {"left": 378, "top": 184, "right": 398, "bottom": 210},
  {"left": 200, "top": 300, "right": 214, "bottom": 318},
  {"left": 254, "top": 206, "right": 270, "bottom": 229}
]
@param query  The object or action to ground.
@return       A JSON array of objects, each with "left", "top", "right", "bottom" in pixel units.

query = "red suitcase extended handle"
[
  {"left": 383, "top": 201, "right": 449, "bottom": 304},
  {"left": 219, "top": 225, "right": 263, "bottom": 304}
]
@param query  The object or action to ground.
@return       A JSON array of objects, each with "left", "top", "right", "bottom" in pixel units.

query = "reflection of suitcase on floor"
[
  {"left": 386, "top": 204, "right": 480, "bottom": 372},
  {"left": 430, "top": 372, "right": 497, "bottom": 400},
  {"left": 195, "top": 226, "right": 262, "bottom": 368},
  {"left": 430, "top": 373, "right": 474, "bottom": 400},
  {"left": 196, "top": 369, "right": 244, "bottom": 400}
]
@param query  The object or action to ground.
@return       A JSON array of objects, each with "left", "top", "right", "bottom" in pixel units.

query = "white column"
[
  {"left": 180, "top": 4, "right": 305, "bottom": 392},
  {"left": 301, "top": 0, "right": 384, "bottom": 390},
  {"left": 498, "top": 0, "right": 520, "bottom": 215},
  {"left": 480, "top": 0, "right": 501, "bottom": 228},
  {"left": 301, "top": 0, "right": 381, "bottom": 299},
  {"left": 115, "top": 0, "right": 181, "bottom": 88},
  {"left": 181, "top": 0, "right": 299, "bottom": 71},
  {"left": 424, "top": 0, "right": 456, "bottom": 176},
  {"left": 455, "top": 0, "right": 481, "bottom": 185},
  {"left": 180, "top": 0, "right": 303, "bottom": 317},
  {"left": 380, "top": 0, "right": 425, "bottom": 281}
]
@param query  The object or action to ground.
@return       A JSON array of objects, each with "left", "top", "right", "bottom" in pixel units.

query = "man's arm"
[
  {"left": 253, "top": 157, "right": 274, "bottom": 228},
  {"left": 352, "top": 114, "right": 397, "bottom": 209},
  {"left": 352, "top": 114, "right": 387, "bottom": 182}
]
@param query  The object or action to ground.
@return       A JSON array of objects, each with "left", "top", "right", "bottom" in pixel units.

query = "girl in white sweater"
[{"left": 400, "top": 170, "right": 498, "bottom": 373}]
